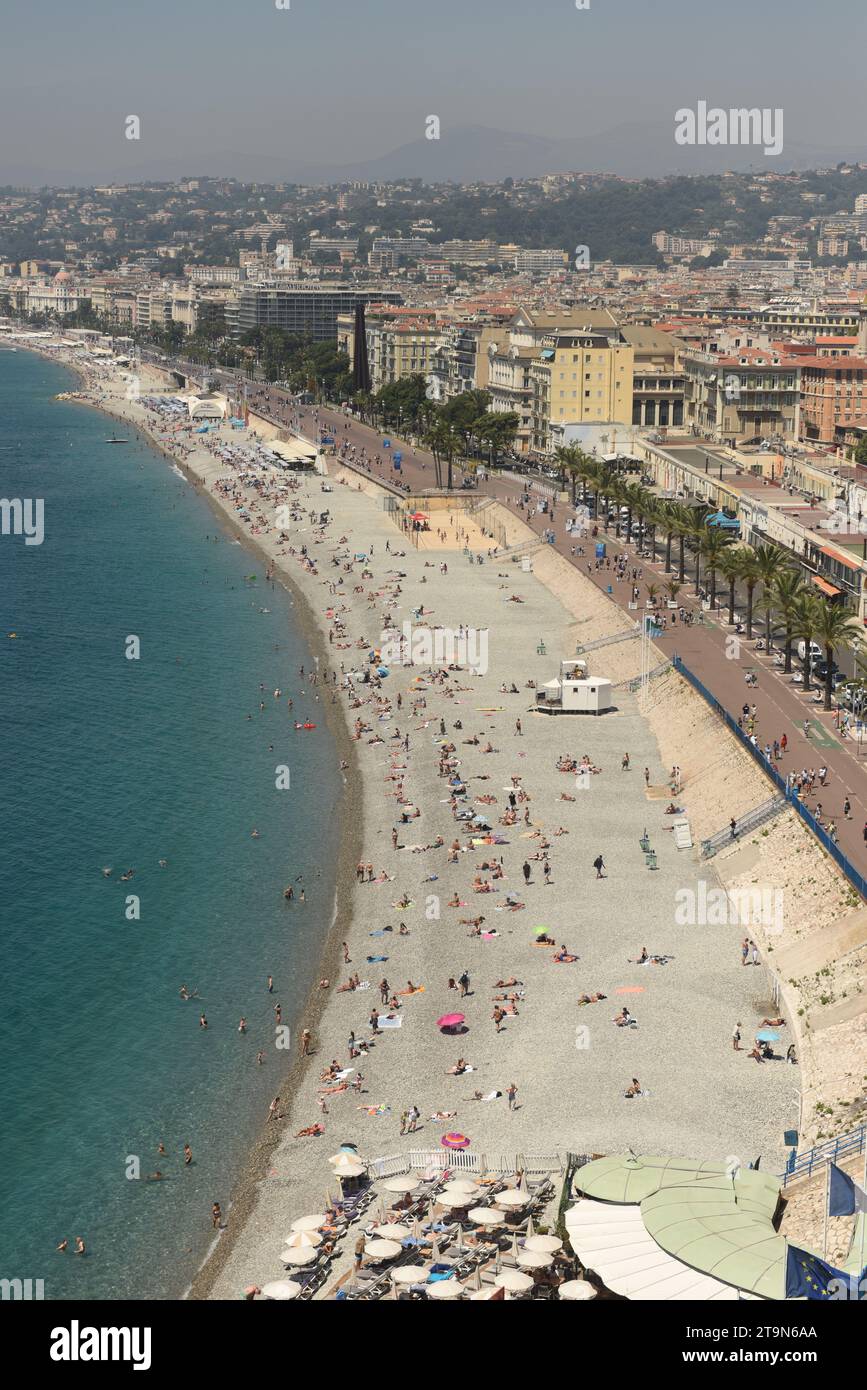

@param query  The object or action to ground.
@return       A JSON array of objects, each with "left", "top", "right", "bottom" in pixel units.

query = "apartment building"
[
  {"left": 227, "top": 283, "right": 402, "bottom": 341},
  {"left": 530, "top": 329, "right": 634, "bottom": 453},
  {"left": 799, "top": 356, "right": 867, "bottom": 443},
  {"left": 682, "top": 346, "right": 801, "bottom": 443}
]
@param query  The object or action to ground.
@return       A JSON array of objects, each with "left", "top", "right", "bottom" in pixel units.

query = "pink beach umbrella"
[
  {"left": 436, "top": 1012, "right": 466, "bottom": 1034},
  {"left": 441, "top": 1132, "right": 471, "bottom": 1150}
]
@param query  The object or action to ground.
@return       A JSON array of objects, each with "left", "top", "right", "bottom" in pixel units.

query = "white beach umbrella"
[
  {"left": 558, "top": 1279, "right": 596, "bottom": 1301},
  {"left": 496, "top": 1189, "right": 528, "bottom": 1208},
  {"left": 281, "top": 1246, "right": 319, "bottom": 1267},
  {"left": 525, "top": 1234, "right": 563, "bottom": 1254},
  {"left": 368, "top": 1223, "right": 411, "bottom": 1241},
  {"left": 260, "top": 1280, "right": 302, "bottom": 1301},
  {"left": 427, "top": 1278, "right": 463, "bottom": 1299},
  {"left": 335, "top": 1162, "right": 365, "bottom": 1178},
  {"left": 510, "top": 1231, "right": 520, "bottom": 1258},
  {"left": 382, "top": 1175, "right": 420, "bottom": 1193},
  {"left": 467, "top": 1286, "right": 502, "bottom": 1300},
  {"left": 391, "top": 1264, "right": 431, "bottom": 1285},
  {"left": 439, "top": 1192, "right": 474, "bottom": 1209},
  {"left": 516, "top": 1249, "right": 553, "bottom": 1270},
  {"left": 329, "top": 1151, "right": 362, "bottom": 1169},
  {"left": 444, "top": 1179, "right": 480, "bottom": 1196},
  {"left": 291, "top": 1214, "right": 326, "bottom": 1233},
  {"left": 494, "top": 1269, "right": 534, "bottom": 1293},
  {"left": 283, "top": 1229, "right": 322, "bottom": 1249},
  {"left": 525, "top": 1216, "right": 536, "bottom": 1239},
  {"left": 469, "top": 1207, "right": 500, "bottom": 1225},
  {"left": 364, "top": 1238, "right": 402, "bottom": 1260}
]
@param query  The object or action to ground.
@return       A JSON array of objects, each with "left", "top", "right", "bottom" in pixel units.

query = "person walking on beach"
[
  {"left": 732, "top": 1023, "right": 741, "bottom": 1052},
  {"left": 379, "top": 978, "right": 389, "bottom": 1004},
  {"left": 507, "top": 1082, "right": 518, "bottom": 1111},
  {"left": 492, "top": 1006, "right": 505, "bottom": 1033},
  {"left": 268, "top": 1096, "right": 280, "bottom": 1121},
  {"left": 741, "top": 937, "right": 750, "bottom": 967},
  {"left": 593, "top": 854, "right": 605, "bottom": 879},
  {"left": 644, "top": 767, "right": 650, "bottom": 787},
  {"left": 515, "top": 718, "right": 522, "bottom": 736},
  {"left": 459, "top": 970, "right": 470, "bottom": 998},
  {"left": 211, "top": 1203, "right": 223, "bottom": 1230},
  {"left": 622, "top": 752, "right": 630, "bottom": 771},
  {"left": 522, "top": 860, "right": 531, "bottom": 884},
  {"left": 750, "top": 940, "right": 760, "bottom": 967},
  {"left": 730, "top": 817, "right": 738, "bottom": 840},
  {"left": 300, "top": 1028, "right": 312, "bottom": 1055}
]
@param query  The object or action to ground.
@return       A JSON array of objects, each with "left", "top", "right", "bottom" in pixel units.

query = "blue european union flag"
[
  {"left": 785, "top": 1245, "right": 850, "bottom": 1299},
  {"left": 828, "top": 1161, "right": 867, "bottom": 1217}
]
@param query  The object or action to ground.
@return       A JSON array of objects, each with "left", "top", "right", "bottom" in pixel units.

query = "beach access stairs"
[
  {"left": 700, "top": 795, "right": 789, "bottom": 858},
  {"left": 575, "top": 622, "right": 641, "bottom": 657}
]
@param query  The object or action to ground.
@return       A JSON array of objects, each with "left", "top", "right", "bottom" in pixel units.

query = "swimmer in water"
[
  {"left": 102, "top": 867, "right": 113, "bottom": 878},
  {"left": 251, "top": 829, "right": 260, "bottom": 838}
]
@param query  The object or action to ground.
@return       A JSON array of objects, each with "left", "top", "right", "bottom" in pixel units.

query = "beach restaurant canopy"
[
  {"left": 184, "top": 392, "right": 228, "bottom": 420},
  {"left": 270, "top": 439, "right": 318, "bottom": 470},
  {"left": 566, "top": 1154, "right": 791, "bottom": 1300}
]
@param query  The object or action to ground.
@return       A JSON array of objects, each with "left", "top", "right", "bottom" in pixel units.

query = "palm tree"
[
  {"left": 791, "top": 593, "right": 822, "bottom": 692},
  {"left": 669, "top": 503, "right": 695, "bottom": 582},
  {"left": 812, "top": 601, "right": 861, "bottom": 710},
  {"left": 766, "top": 569, "right": 806, "bottom": 673},
  {"left": 626, "top": 482, "right": 650, "bottom": 550},
  {"left": 643, "top": 500, "right": 667, "bottom": 564},
  {"left": 753, "top": 544, "right": 794, "bottom": 651},
  {"left": 717, "top": 548, "right": 744, "bottom": 626},
  {"left": 646, "top": 582, "right": 660, "bottom": 608},
  {"left": 664, "top": 577, "right": 682, "bottom": 606},
  {"left": 735, "top": 550, "right": 763, "bottom": 640},
  {"left": 658, "top": 501, "right": 679, "bottom": 574},
  {"left": 700, "top": 526, "right": 732, "bottom": 610}
]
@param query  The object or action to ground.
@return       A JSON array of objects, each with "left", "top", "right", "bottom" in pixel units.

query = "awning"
[
  {"left": 811, "top": 575, "right": 842, "bottom": 597},
  {"left": 565, "top": 1200, "right": 744, "bottom": 1301}
]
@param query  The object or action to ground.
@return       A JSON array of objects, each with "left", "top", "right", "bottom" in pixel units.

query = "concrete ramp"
[{"left": 774, "top": 906, "right": 867, "bottom": 980}]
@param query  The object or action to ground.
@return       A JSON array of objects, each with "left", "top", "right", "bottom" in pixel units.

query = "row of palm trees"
[{"left": 553, "top": 443, "right": 865, "bottom": 711}]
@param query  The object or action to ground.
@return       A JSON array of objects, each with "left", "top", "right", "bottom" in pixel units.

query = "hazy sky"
[{"left": 2, "top": 0, "right": 865, "bottom": 181}]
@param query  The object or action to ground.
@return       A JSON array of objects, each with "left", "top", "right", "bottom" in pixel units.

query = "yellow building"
[{"left": 530, "top": 330, "right": 634, "bottom": 452}]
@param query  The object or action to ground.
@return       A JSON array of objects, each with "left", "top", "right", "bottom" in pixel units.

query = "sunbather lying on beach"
[
  {"left": 760, "top": 1017, "right": 786, "bottom": 1027},
  {"left": 553, "top": 948, "right": 578, "bottom": 963},
  {"left": 295, "top": 1122, "right": 325, "bottom": 1137},
  {"left": 494, "top": 977, "right": 523, "bottom": 988},
  {"left": 430, "top": 1111, "right": 457, "bottom": 1121},
  {"left": 577, "top": 993, "right": 606, "bottom": 1005}
]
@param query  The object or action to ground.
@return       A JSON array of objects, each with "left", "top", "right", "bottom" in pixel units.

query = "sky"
[{"left": 1, "top": 0, "right": 865, "bottom": 183}]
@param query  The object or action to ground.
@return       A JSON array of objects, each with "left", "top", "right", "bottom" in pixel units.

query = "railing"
[
  {"left": 576, "top": 622, "right": 641, "bottom": 656},
  {"left": 700, "top": 795, "right": 789, "bottom": 858},
  {"left": 367, "top": 1150, "right": 564, "bottom": 1180},
  {"left": 780, "top": 1125, "right": 866, "bottom": 1187},
  {"left": 622, "top": 659, "right": 672, "bottom": 692},
  {"left": 672, "top": 656, "right": 867, "bottom": 902}
]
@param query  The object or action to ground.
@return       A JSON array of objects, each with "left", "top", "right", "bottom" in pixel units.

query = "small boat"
[{"left": 105, "top": 435, "right": 129, "bottom": 444}]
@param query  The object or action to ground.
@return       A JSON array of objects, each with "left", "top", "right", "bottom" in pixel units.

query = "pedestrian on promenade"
[
  {"left": 844, "top": 797, "right": 851, "bottom": 819},
  {"left": 781, "top": 733, "right": 788, "bottom": 754},
  {"left": 803, "top": 720, "right": 810, "bottom": 739}
]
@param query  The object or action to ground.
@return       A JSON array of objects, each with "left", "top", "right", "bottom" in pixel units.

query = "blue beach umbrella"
[{"left": 756, "top": 1029, "right": 780, "bottom": 1043}]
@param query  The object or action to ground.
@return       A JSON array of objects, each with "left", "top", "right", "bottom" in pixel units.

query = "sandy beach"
[{"left": 24, "top": 345, "right": 866, "bottom": 1299}]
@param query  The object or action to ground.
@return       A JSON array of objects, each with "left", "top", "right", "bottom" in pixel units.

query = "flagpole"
[
  {"left": 860, "top": 1138, "right": 866, "bottom": 1275},
  {"left": 823, "top": 1161, "right": 830, "bottom": 1261}
]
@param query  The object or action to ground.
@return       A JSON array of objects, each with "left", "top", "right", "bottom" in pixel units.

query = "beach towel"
[
  {"left": 367, "top": 955, "right": 388, "bottom": 963},
  {"left": 616, "top": 986, "right": 645, "bottom": 994},
  {"left": 376, "top": 1015, "right": 402, "bottom": 1029}
]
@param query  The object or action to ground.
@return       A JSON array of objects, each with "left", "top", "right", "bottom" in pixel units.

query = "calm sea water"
[{"left": 0, "top": 349, "right": 341, "bottom": 1299}]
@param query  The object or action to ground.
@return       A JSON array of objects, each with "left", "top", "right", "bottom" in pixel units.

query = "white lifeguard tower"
[{"left": 535, "top": 659, "right": 613, "bottom": 716}]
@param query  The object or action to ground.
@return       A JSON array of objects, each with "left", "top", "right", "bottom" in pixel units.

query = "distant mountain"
[
  {"left": 2, "top": 123, "right": 865, "bottom": 188},
  {"left": 291, "top": 123, "right": 867, "bottom": 184}
]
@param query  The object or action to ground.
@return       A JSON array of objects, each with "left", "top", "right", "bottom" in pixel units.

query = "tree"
[
  {"left": 753, "top": 543, "right": 793, "bottom": 651},
  {"left": 700, "top": 526, "right": 734, "bottom": 609},
  {"left": 854, "top": 436, "right": 867, "bottom": 467},
  {"left": 791, "top": 593, "right": 822, "bottom": 692},
  {"left": 811, "top": 601, "right": 861, "bottom": 711},
  {"left": 736, "top": 550, "right": 763, "bottom": 640},
  {"left": 718, "top": 547, "right": 744, "bottom": 627},
  {"left": 767, "top": 569, "right": 807, "bottom": 674}
]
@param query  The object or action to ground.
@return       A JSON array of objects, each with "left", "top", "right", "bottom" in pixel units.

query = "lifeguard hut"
[{"left": 534, "top": 658, "right": 613, "bottom": 716}]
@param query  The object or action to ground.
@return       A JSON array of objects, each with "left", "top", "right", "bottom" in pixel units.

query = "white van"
[{"left": 796, "top": 640, "right": 822, "bottom": 661}]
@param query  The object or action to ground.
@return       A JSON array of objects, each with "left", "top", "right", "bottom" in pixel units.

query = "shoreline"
[
  {"left": 20, "top": 343, "right": 366, "bottom": 1299},
  {"left": 20, "top": 342, "right": 857, "bottom": 1299}
]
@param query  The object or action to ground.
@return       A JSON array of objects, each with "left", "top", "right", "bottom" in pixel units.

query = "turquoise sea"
[{"left": 0, "top": 349, "right": 341, "bottom": 1299}]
